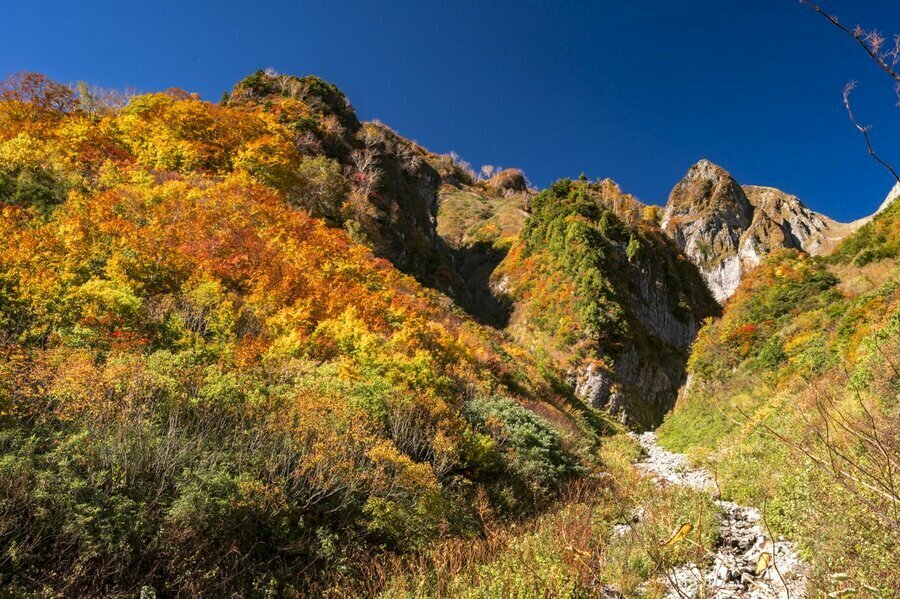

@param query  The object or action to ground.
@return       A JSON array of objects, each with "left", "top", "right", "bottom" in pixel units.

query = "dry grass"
[
  {"left": 832, "top": 260, "right": 899, "bottom": 296},
  {"left": 330, "top": 435, "right": 721, "bottom": 598}
]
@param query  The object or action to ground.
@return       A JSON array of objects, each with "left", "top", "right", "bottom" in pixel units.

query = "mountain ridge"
[{"left": 660, "top": 159, "right": 874, "bottom": 301}]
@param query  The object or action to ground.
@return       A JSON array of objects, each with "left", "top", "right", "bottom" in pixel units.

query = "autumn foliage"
[
  {"left": 662, "top": 240, "right": 900, "bottom": 593},
  {"left": 0, "top": 72, "right": 594, "bottom": 596}
]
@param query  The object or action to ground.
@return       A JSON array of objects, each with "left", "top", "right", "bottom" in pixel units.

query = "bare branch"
[
  {"left": 843, "top": 82, "right": 900, "bottom": 184},
  {"left": 799, "top": 1, "right": 900, "bottom": 84}
]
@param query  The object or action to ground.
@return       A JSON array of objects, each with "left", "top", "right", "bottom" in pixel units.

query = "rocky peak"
[
  {"left": 664, "top": 159, "right": 754, "bottom": 225},
  {"left": 662, "top": 161, "right": 862, "bottom": 302},
  {"left": 228, "top": 70, "right": 360, "bottom": 134},
  {"left": 662, "top": 161, "right": 754, "bottom": 302}
]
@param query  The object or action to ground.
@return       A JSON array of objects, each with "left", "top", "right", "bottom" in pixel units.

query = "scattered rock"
[
  {"left": 633, "top": 432, "right": 717, "bottom": 493},
  {"left": 632, "top": 432, "right": 808, "bottom": 598}
]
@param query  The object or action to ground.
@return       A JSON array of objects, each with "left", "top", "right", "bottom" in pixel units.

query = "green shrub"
[
  {"left": 625, "top": 233, "right": 642, "bottom": 262},
  {"left": 291, "top": 155, "right": 348, "bottom": 222},
  {"left": 0, "top": 165, "right": 69, "bottom": 211},
  {"left": 755, "top": 335, "right": 786, "bottom": 370},
  {"left": 466, "top": 396, "right": 582, "bottom": 495},
  {"left": 829, "top": 199, "right": 899, "bottom": 266}
]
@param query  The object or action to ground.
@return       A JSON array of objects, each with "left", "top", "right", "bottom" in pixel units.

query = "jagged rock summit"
[
  {"left": 662, "top": 160, "right": 863, "bottom": 301},
  {"left": 661, "top": 160, "right": 754, "bottom": 302}
]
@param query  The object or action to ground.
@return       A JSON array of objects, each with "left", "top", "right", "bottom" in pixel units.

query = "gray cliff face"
[
  {"left": 662, "top": 160, "right": 754, "bottom": 302},
  {"left": 663, "top": 161, "right": 863, "bottom": 302},
  {"left": 573, "top": 363, "right": 617, "bottom": 410},
  {"left": 630, "top": 258, "right": 700, "bottom": 349},
  {"left": 612, "top": 345, "right": 683, "bottom": 424},
  {"left": 569, "top": 232, "right": 717, "bottom": 428},
  {"left": 572, "top": 344, "right": 685, "bottom": 427},
  {"left": 611, "top": 258, "right": 708, "bottom": 422}
]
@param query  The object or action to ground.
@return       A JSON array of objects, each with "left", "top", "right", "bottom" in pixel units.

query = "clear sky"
[{"left": 3, "top": 0, "right": 898, "bottom": 220}]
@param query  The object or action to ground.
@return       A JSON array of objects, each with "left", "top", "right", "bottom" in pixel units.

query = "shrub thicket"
[{"left": 0, "top": 72, "right": 594, "bottom": 596}]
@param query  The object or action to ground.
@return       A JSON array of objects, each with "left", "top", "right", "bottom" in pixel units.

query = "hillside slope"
[
  {"left": 657, "top": 199, "right": 900, "bottom": 594},
  {"left": 493, "top": 178, "right": 720, "bottom": 427},
  {"left": 223, "top": 71, "right": 468, "bottom": 300},
  {"left": 0, "top": 72, "right": 601, "bottom": 596}
]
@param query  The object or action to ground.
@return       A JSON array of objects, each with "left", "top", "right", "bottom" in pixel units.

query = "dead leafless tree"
[
  {"left": 349, "top": 147, "right": 383, "bottom": 197},
  {"left": 799, "top": 1, "right": 900, "bottom": 94},
  {"left": 447, "top": 151, "right": 476, "bottom": 183},
  {"left": 75, "top": 82, "right": 134, "bottom": 115},
  {"left": 480, "top": 164, "right": 498, "bottom": 180},
  {"left": 396, "top": 144, "right": 423, "bottom": 172}
]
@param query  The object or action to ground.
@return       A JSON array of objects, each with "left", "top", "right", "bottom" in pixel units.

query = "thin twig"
[
  {"left": 843, "top": 82, "right": 900, "bottom": 184},
  {"left": 732, "top": 402, "right": 900, "bottom": 532},
  {"left": 799, "top": 1, "right": 900, "bottom": 83},
  {"left": 761, "top": 497, "right": 790, "bottom": 599}
]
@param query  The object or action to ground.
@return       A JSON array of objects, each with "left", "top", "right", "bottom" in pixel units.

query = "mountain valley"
[{"left": 0, "top": 70, "right": 896, "bottom": 597}]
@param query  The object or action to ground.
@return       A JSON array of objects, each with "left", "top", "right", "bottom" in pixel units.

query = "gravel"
[{"left": 631, "top": 432, "right": 808, "bottom": 599}]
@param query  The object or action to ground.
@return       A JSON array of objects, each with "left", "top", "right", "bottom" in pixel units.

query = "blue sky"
[{"left": 3, "top": 0, "right": 898, "bottom": 220}]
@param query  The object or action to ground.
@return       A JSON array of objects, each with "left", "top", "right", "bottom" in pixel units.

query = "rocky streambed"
[{"left": 632, "top": 432, "right": 808, "bottom": 599}]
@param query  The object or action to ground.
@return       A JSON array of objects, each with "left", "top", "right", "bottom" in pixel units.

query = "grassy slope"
[
  {"left": 378, "top": 433, "right": 721, "bottom": 598},
  {"left": 435, "top": 183, "right": 526, "bottom": 251},
  {"left": 657, "top": 200, "right": 900, "bottom": 595}
]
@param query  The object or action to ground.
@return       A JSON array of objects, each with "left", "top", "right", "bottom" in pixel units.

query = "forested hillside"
[{"left": 0, "top": 72, "right": 601, "bottom": 595}]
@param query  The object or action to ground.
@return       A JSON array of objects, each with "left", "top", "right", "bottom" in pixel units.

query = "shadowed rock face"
[
  {"left": 568, "top": 236, "right": 719, "bottom": 427},
  {"left": 662, "top": 160, "right": 864, "bottom": 302}
]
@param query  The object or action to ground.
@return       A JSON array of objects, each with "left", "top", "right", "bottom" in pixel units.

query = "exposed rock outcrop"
[
  {"left": 661, "top": 160, "right": 755, "bottom": 302},
  {"left": 663, "top": 160, "right": 864, "bottom": 302},
  {"left": 878, "top": 181, "right": 900, "bottom": 214},
  {"left": 743, "top": 185, "right": 864, "bottom": 258}
]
